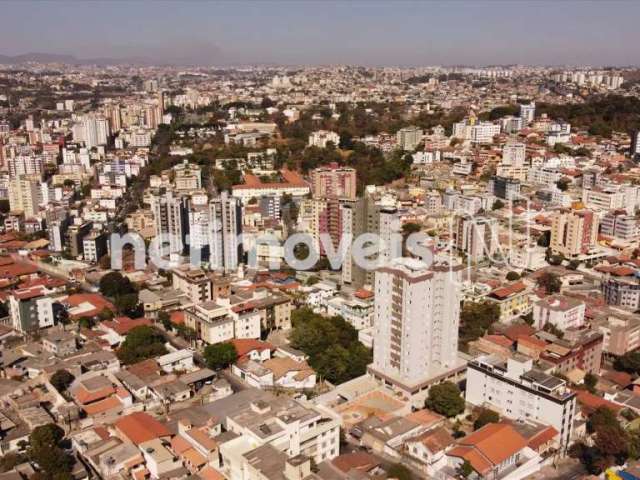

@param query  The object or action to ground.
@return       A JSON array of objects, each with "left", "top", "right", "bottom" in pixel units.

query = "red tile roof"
[
  {"left": 114, "top": 412, "right": 171, "bottom": 445},
  {"left": 230, "top": 338, "right": 274, "bottom": 359},
  {"left": 527, "top": 426, "right": 559, "bottom": 451},
  {"left": 101, "top": 317, "right": 152, "bottom": 336},
  {"left": 490, "top": 281, "right": 526, "bottom": 299},
  {"left": 448, "top": 423, "right": 527, "bottom": 476}
]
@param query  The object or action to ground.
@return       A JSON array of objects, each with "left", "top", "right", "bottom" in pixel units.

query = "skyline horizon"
[{"left": 2, "top": 1, "right": 639, "bottom": 67}]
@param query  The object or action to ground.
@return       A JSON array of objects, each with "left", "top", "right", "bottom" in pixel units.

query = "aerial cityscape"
[{"left": 2, "top": 2, "right": 640, "bottom": 480}]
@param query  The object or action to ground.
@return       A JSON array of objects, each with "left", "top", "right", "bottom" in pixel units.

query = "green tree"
[
  {"left": 77, "top": 316, "right": 95, "bottom": 329},
  {"left": 473, "top": 408, "right": 500, "bottom": 430},
  {"left": 289, "top": 310, "right": 372, "bottom": 384},
  {"left": 115, "top": 292, "right": 141, "bottom": 317},
  {"left": 556, "top": 177, "right": 571, "bottom": 191},
  {"left": 99, "top": 271, "right": 134, "bottom": 297},
  {"left": 584, "top": 373, "right": 598, "bottom": 394},
  {"left": 425, "top": 382, "right": 465, "bottom": 418},
  {"left": 457, "top": 460, "right": 474, "bottom": 478},
  {"left": 537, "top": 272, "right": 561, "bottom": 294},
  {"left": 28, "top": 424, "right": 74, "bottom": 480},
  {"left": 204, "top": 342, "right": 238, "bottom": 370},
  {"left": 506, "top": 271, "right": 520, "bottom": 281},
  {"left": 614, "top": 351, "right": 640, "bottom": 374},
  {"left": 492, "top": 199, "right": 505, "bottom": 210},
  {"left": 116, "top": 325, "right": 167, "bottom": 365},
  {"left": 158, "top": 311, "right": 172, "bottom": 330},
  {"left": 459, "top": 302, "right": 500, "bottom": 348},
  {"left": 50, "top": 369, "right": 74, "bottom": 393}
]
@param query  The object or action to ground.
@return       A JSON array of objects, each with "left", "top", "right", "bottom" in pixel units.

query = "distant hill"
[{"left": 0, "top": 52, "right": 154, "bottom": 66}]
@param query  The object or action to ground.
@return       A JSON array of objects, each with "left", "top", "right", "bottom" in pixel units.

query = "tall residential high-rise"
[
  {"left": 310, "top": 163, "right": 357, "bottom": 200},
  {"left": 340, "top": 189, "right": 401, "bottom": 288},
  {"left": 396, "top": 126, "right": 423, "bottom": 151},
  {"left": 455, "top": 216, "right": 499, "bottom": 262},
  {"left": 151, "top": 189, "right": 190, "bottom": 256},
  {"left": 519, "top": 101, "right": 536, "bottom": 125},
  {"left": 369, "top": 257, "right": 463, "bottom": 400},
  {"left": 631, "top": 131, "right": 640, "bottom": 160},
  {"left": 550, "top": 209, "right": 598, "bottom": 258},
  {"left": 209, "top": 191, "right": 243, "bottom": 272},
  {"left": 8, "top": 175, "right": 41, "bottom": 218},
  {"left": 73, "top": 116, "right": 110, "bottom": 148}
]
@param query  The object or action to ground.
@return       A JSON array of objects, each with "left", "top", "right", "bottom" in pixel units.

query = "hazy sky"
[{"left": 2, "top": 0, "right": 639, "bottom": 66}]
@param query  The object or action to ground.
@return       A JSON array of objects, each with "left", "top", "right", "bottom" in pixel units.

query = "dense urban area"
[{"left": 2, "top": 60, "right": 640, "bottom": 480}]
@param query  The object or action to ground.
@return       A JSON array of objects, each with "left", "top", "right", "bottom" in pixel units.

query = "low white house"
[{"left": 157, "top": 349, "right": 195, "bottom": 373}]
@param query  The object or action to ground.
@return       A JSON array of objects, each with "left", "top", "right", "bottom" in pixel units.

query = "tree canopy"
[
  {"left": 116, "top": 325, "right": 167, "bottom": 365},
  {"left": 425, "top": 382, "right": 465, "bottom": 418},
  {"left": 50, "top": 369, "right": 74, "bottom": 393},
  {"left": 203, "top": 342, "right": 238, "bottom": 370},
  {"left": 28, "top": 424, "right": 74, "bottom": 480},
  {"left": 290, "top": 308, "right": 372, "bottom": 384}
]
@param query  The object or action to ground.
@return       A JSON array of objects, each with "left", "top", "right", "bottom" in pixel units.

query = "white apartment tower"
[
  {"left": 369, "top": 258, "right": 463, "bottom": 400},
  {"left": 209, "top": 191, "right": 243, "bottom": 272},
  {"left": 519, "top": 102, "right": 536, "bottom": 125}
]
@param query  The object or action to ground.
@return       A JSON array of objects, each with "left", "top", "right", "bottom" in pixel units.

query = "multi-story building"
[
  {"left": 8, "top": 155, "right": 44, "bottom": 177},
  {"left": 368, "top": 257, "right": 464, "bottom": 402},
  {"left": 173, "top": 161, "right": 202, "bottom": 191},
  {"left": 502, "top": 142, "right": 526, "bottom": 167},
  {"left": 213, "top": 389, "right": 340, "bottom": 470},
  {"left": 631, "top": 130, "right": 640, "bottom": 160},
  {"left": 601, "top": 272, "right": 640, "bottom": 310},
  {"left": 185, "top": 300, "right": 260, "bottom": 345},
  {"left": 519, "top": 102, "right": 536, "bottom": 124},
  {"left": 455, "top": 216, "right": 499, "bottom": 262},
  {"left": 172, "top": 266, "right": 213, "bottom": 304},
  {"left": 550, "top": 209, "right": 598, "bottom": 258},
  {"left": 466, "top": 354, "right": 576, "bottom": 451},
  {"left": 82, "top": 230, "right": 109, "bottom": 263},
  {"left": 151, "top": 189, "right": 190, "bottom": 257},
  {"left": 66, "top": 220, "right": 94, "bottom": 258},
  {"left": 8, "top": 175, "right": 41, "bottom": 218},
  {"left": 310, "top": 163, "right": 357, "bottom": 200},
  {"left": 308, "top": 130, "right": 340, "bottom": 148},
  {"left": 396, "top": 126, "right": 423, "bottom": 151},
  {"left": 489, "top": 175, "right": 521, "bottom": 200},
  {"left": 600, "top": 210, "right": 639, "bottom": 240},
  {"left": 582, "top": 187, "right": 625, "bottom": 211},
  {"left": 532, "top": 295, "right": 585, "bottom": 330},
  {"left": 487, "top": 281, "right": 531, "bottom": 323},
  {"left": 231, "top": 169, "right": 309, "bottom": 205},
  {"left": 9, "top": 286, "right": 56, "bottom": 333},
  {"left": 210, "top": 191, "right": 243, "bottom": 272}
]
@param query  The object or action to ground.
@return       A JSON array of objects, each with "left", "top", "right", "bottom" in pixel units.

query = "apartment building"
[
  {"left": 600, "top": 210, "right": 639, "bottom": 240},
  {"left": 8, "top": 175, "right": 41, "bottom": 218},
  {"left": 308, "top": 130, "right": 340, "bottom": 148},
  {"left": 309, "top": 163, "right": 357, "bottom": 200},
  {"left": 210, "top": 389, "right": 340, "bottom": 472},
  {"left": 369, "top": 258, "right": 464, "bottom": 402},
  {"left": 396, "top": 126, "right": 423, "bottom": 151},
  {"left": 455, "top": 216, "right": 499, "bottom": 263},
  {"left": 185, "top": 300, "right": 261, "bottom": 345},
  {"left": 582, "top": 187, "right": 625, "bottom": 211},
  {"left": 466, "top": 354, "right": 577, "bottom": 452},
  {"left": 550, "top": 209, "right": 598, "bottom": 258},
  {"left": 9, "top": 286, "right": 56, "bottom": 333},
  {"left": 532, "top": 295, "right": 585, "bottom": 330},
  {"left": 172, "top": 266, "right": 213, "bottom": 304}
]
